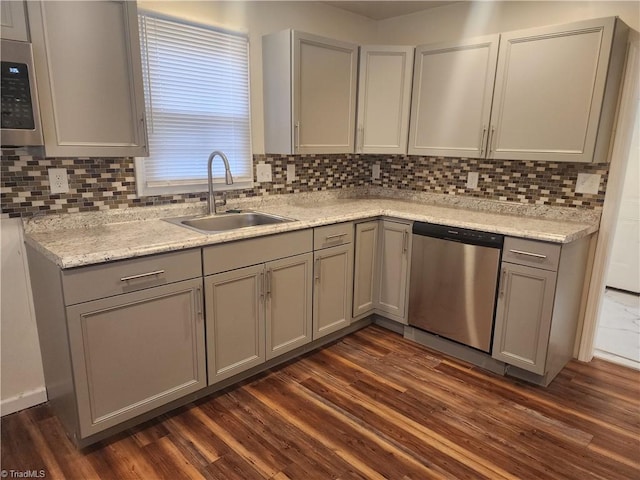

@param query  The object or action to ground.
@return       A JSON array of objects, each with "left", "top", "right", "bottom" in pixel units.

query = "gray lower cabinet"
[
  {"left": 66, "top": 278, "right": 206, "bottom": 437},
  {"left": 492, "top": 263, "right": 557, "bottom": 374},
  {"left": 26, "top": 247, "right": 206, "bottom": 444},
  {"left": 313, "top": 223, "right": 354, "bottom": 339},
  {"left": 266, "top": 253, "right": 314, "bottom": 360},
  {"left": 353, "top": 219, "right": 412, "bottom": 324},
  {"left": 376, "top": 220, "right": 411, "bottom": 322},
  {"left": 313, "top": 244, "right": 353, "bottom": 339},
  {"left": 492, "top": 236, "right": 591, "bottom": 385},
  {"left": 203, "top": 230, "right": 314, "bottom": 384},
  {"left": 205, "top": 264, "right": 266, "bottom": 384}
]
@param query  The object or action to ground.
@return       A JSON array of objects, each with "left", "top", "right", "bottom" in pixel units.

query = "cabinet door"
[
  {"left": 356, "top": 46, "right": 414, "bottom": 154},
  {"left": 376, "top": 220, "right": 411, "bottom": 322},
  {"left": 266, "top": 253, "right": 313, "bottom": 360},
  {"left": 353, "top": 221, "right": 379, "bottom": 317},
  {"left": 66, "top": 278, "right": 205, "bottom": 438},
  {"left": 313, "top": 244, "right": 353, "bottom": 339},
  {"left": 205, "top": 265, "right": 265, "bottom": 384},
  {"left": 27, "top": 1, "right": 147, "bottom": 157},
  {"left": 293, "top": 31, "right": 357, "bottom": 154},
  {"left": 408, "top": 35, "right": 499, "bottom": 158},
  {"left": 490, "top": 17, "right": 618, "bottom": 162},
  {"left": 492, "top": 263, "right": 557, "bottom": 374},
  {"left": 1, "top": 1, "right": 29, "bottom": 41}
]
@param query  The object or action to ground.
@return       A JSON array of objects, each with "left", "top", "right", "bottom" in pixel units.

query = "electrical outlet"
[
  {"left": 256, "top": 163, "right": 272, "bottom": 182},
  {"left": 466, "top": 171, "right": 479, "bottom": 189},
  {"left": 575, "top": 173, "right": 601, "bottom": 194},
  {"left": 287, "top": 164, "right": 296, "bottom": 183},
  {"left": 372, "top": 163, "right": 381, "bottom": 180},
  {"left": 48, "top": 168, "right": 69, "bottom": 194}
]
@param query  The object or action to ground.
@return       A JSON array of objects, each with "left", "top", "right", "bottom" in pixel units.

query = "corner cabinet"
[
  {"left": 356, "top": 46, "right": 414, "bottom": 154},
  {"left": 263, "top": 30, "right": 358, "bottom": 154},
  {"left": 492, "top": 236, "right": 591, "bottom": 385},
  {"left": 409, "top": 17, "right": 628, "bottom": 163},
  {"left": 203, "top": 231, "right": 313, "bottom": 384},
  {"left": 353, "top": 219, "right": 412, "bottom": 324},
  {"left": 26, "top": 247, "right": 206, "bottom": 444},
  {"left": 27, "top": 1, "right": 148, "bottom": 157}
]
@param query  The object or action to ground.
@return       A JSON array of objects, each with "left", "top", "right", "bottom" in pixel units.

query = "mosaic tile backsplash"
[{"left": 1, "top": 149, "right": 608, "bottom": 218}]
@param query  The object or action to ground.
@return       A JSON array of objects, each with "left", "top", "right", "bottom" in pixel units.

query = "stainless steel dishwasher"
[{"left": 408, "top": 222, "right": 503, "bottom": 353}]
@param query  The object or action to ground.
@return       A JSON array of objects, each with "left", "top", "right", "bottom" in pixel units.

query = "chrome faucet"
[{"left": 207, "top": 150, "right": 234, "bottom": 215}]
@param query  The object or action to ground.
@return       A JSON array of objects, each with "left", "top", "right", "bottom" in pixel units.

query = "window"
[{"left": 136, "top": 12, "right": 252, "bottom": 196}]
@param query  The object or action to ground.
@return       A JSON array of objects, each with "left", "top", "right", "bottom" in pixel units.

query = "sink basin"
[{"left": 164, "top": 211, "right": 295, "bottom": 234}]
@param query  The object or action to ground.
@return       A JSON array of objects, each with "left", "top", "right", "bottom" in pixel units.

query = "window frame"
[{"left": 135, "top": 11, "right": 253, "bottom": 197}]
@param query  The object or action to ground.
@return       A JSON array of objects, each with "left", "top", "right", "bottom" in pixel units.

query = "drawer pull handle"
[
  {"left": 326, "top": 233, "right": 347, "bottom": 240},
  {"left": 509, "top": 249, "right": 547, "bottom": 259},
  {"left": 500, "top": 268, "right": 507, "bottom": 297},
  {"left": 120, "top": 270, "right": 165, "bottom": 282}
]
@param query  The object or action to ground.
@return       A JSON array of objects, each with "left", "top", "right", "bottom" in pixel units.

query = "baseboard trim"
[{"left": 1, "top": 387, "right": 47, "bottom": 417}]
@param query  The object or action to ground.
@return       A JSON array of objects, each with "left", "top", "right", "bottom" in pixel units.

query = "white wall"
[
  {"left": 138, "top": 1, "right": 377, "bottom": 154},
  {"left": 376, "top": 1, "right": 640, "bottom": 45},
  {"left": 1, "top": 219, "right": 46, "bottom": 416}
]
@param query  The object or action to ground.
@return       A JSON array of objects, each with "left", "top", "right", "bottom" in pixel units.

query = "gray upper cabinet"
[
  {"left": 408, "top": 35, "right": 499, "bottom": 158},
  {"left": 409, "top": 17, "right": 628, "bottom": 163},
  {"left": 263, "top": 30, "right": 358, "bottom": 154},
  {"left": 27, "top": 1, "right": 148, "bottom": 157},
  {"left": 490, "top": 17, "right": 628, "bottom": 163},
  {"left": 356, "top": 46, "right": 414, "bottom": 154},
  {"left": 1, "top": 1, "right": 29, "bottom": 41}
]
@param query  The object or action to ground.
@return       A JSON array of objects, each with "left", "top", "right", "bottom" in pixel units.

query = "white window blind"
[{"left": 137, "top": 13, "right": 252, "bottom": 194}]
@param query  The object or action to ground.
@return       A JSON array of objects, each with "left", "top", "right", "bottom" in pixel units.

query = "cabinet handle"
[
  {"left": 120, "top": 270, "right": 165, "bottom": 282},
  {"left": 488, "top": 125, "right": 496, "bottom": 154},
  {"left": 260, "top": 271, "right": 265, "bottom": 298},
  {"left": 359, "top": 126, "right": 364, "bottom": 152},
  {"left": 315, "top": 258, "right": 320, "bottom": 282},
  {"left": 402, "top": 230, "right": 408, "bottom": 253},
  {"left": 480, "top": 125, "right": 487, "bottom": 156},
  {"left": 266, "top": 269, "right": 272, "bottom": 295},
  {"left": 499, "top": 268, "right": 507, "bottom": 297},
  {"left": 294, "top": 122, "right": 300, "bottom": 150},
  {"left": 139, "top": 116, "right": 147, "bottom": 150},
  {"left": 195, "top": 286, "right": 202, "bottom": 316},
  {"left": 509, "top": 249, "right": 547, "bottom": 259},
  {"left": 326, "top": 233, "right": 347, "bottom": 240}
]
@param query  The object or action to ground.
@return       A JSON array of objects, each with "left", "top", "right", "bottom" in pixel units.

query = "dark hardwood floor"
[{"left": 2, "top": 325, "right": 639, "bottom": 479}]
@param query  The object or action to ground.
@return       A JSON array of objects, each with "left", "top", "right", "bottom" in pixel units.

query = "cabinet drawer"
[
  {"left": 314, "top": 222, "right": 353, "bottom": 249},
  {"left": 503, "top": 237, "right": 560, "bottom": 271},
  {"left": 203, "top": 230, "right": 313, "bottom": 275},
  {"left": 62, "top": 249, "right": 202, "bottom": 306}
]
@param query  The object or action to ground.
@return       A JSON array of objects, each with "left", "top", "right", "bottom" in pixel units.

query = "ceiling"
[{"left": 323, "top": 1, "right": 455, "bottom": 21}]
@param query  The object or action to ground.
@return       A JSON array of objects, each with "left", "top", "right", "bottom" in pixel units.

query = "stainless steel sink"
[{"left": 164, "top": 211, "right": 295, "bottom": 234}]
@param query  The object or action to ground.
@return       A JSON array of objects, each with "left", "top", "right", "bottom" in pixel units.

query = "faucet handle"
[{"left": 214, "top": 192, "right": 227, "bottom": 209}]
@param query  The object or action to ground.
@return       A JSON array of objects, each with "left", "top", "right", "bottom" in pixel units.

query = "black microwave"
[{"left": 1, "top": 39, "right": 43, "bottom": 146}]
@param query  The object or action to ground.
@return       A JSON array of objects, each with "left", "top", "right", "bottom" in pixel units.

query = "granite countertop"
[{"left": 23, "top": 189, "right": 600, "bottom": 269}]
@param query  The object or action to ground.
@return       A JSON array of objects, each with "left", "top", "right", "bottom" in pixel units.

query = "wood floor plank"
[{"left": 2, "top": 325, "right": 638, "bottom": 479}]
